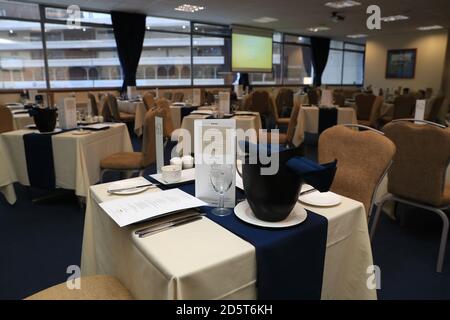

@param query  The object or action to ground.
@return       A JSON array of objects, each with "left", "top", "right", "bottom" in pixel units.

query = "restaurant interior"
[{"left": 1, "top": 0, "right": 450, "bottom": 301}]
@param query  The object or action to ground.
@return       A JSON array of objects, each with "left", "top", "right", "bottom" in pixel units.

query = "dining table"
[
  {"left": 81, "top": 176, "right": 377, "bottom": 300},
  {"left": 292, "top": 106, "right": 358, "bottom": 146},
  {"left": 0, "top": 123, "right": 132, "bottom": 204}
]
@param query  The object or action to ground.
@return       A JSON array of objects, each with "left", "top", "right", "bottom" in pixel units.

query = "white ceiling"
[{"left": 19, "top": 0, "right": 450, "bottom": 41}]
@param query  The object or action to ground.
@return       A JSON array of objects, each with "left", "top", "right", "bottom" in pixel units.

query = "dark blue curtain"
[
  {"left": 310, "top": 37, "right": 330, "bottom": 86},
  {"left": 239, "top": 73, "right": 250, "bottom": 91},
  {"left": 111, "top": 11, "right": 146, "bottom": 93}
]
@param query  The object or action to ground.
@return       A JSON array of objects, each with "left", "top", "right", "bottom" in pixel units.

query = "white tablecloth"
[
  {"left": 179, "top": 113, "right": 262, "bottom": 155},
  {"left": 81, "top": 178, "right": 377, "bottom": 300},
  {"left": 13, "top": 114, "right": 34, "bottom": 130},
  {"left": 0, "top": 124, "right": 132, "bottom": 204},
  {"left": 117, "top": 100, "right": 147, "bottom": 136},
  {"left": 292, "top": 106, "right": 358, "bottom": 146}
]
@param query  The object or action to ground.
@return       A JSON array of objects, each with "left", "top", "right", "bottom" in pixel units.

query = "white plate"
[
  {"left": 150, "top": 168, "right": 195, "bottom": 185},
  {"left": 234, "top": 200, "right": 307, "bottom": 229},
  {"left": 35, "top": 128, "right": 63, "bottom": 135},
  {"left": 71, "top": 129, "right": 92, "bottom": 135},
  {"left": 299, "top": 191, "right": 342, "bottom": 207},
  {"left": 107, "top": 180, "right": 151, "bottom": 195}
]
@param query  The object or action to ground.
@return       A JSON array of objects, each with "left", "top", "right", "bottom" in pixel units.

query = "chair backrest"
[
  {"left": 156, "top": 98, "right": 175, "bottom": 138},
  {"left": 204, "top": 91, "right": 215, "bottom": 105},
  {"left": 307, "top": 89, "right": 319, "bottom": 105},
  {"left": 106, "top": 94, "right": 120, "bottom": 122},
  {"left": 355, "top": 93, "right": 376, "bottom": 121},
  {"left": 333, "top": 93, "right": 346, "bottom": 108},
  {"left": 141, "top": 108, "right": 164, "bottom": 167},
  {"left": 100, "top": 95, "right": 113, "bottom": 122},
  {"left": 286, "top": 105, "right": 301, "bottom": 144},
  {"left": 143, "top": 93, "right": 155, "bottom": 110},
  {"left": 392, "top": 95, "right": 416, "bottom": 119},
  {"left": 275, "top": 89, "right": 294, "bottom": 116},
  {"left": 163, "top": 91, "right": 173, "bottom": 101},
  {"left": 0, "top": 106, "right": 14, "bottom": 133},
  {"left": 87, "top": 93, "right": 99, "bottom": 116},
  {"left": 173, "top": 92, "right": 184, "bottom": 102},
  {"left": 251, "top": 90, "right": 272, "bottom": 115},
  {"left": 383, "top": 121, "right": 450, "bottom": 207},
  {"left": 369, "top": 95, "right": 385, "bottom": 127},
  {"left": 426, "top": 95, "right": 445, "bottom": 123},
  {"left": 319, "top": 125, "right": 396, "bottom": 216}
]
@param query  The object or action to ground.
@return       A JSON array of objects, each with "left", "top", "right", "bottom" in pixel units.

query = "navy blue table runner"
[
  {"left": 318, "top": 107, "right": 338, "bottom": 134},
  {"left": 148, "top": 179, "right": 328, "bottom": 300},
  {"left": 23, "top": 130, "right": 69, "bottom": 189}
]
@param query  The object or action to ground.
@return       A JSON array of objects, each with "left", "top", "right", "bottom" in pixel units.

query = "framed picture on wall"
[{"left": 385, "top": 49, "right": 417, "bottom": 79}]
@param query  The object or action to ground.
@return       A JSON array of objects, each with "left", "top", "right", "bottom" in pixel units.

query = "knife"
[
  {"left": 107, "top": 183, "right": 159, "bottom": 193},
  {"left": 300, "top": 188, "right": 316, "bottom": 196},
  {"left": 138, "top": 215, "right": 204, "bottom": 238},
  {"left": 134, "top": 211, "right": 202, "bottom": 235}
]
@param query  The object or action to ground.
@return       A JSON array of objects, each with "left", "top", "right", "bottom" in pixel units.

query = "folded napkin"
[
  {"left": 238, "top": 140, "right": 287, "bottom": 156},
  {"left": 287, "top": 157, "right": 337, "bottom": 193}
]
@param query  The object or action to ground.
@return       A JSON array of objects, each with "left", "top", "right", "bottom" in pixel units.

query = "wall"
[{"left": 364, "top": 29, "right": 449, "bottom": 94}]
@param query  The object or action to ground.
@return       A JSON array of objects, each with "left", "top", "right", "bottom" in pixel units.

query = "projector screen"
[{"left": 232, "top": 27, "right": 273, "bottom": 73}]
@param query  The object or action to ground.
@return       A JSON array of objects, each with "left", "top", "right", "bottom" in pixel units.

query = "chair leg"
[
  {"left": 370, "top": 193, "right": 394, "bottom": 241},
  {"left": 433, "top": 208, "right": 449, "bottom": 273}
]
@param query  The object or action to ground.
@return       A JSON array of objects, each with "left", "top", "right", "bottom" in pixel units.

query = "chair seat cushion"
[
  {"left": 101, "top": 152, "right": 143, "bottom": 170},
  {"left": 26, "top": 275, "right": 133, "bottom": 300},
  {"left": 276, "top": 118, "right": 290, "bottom": 125},
  {"left": 119, "top": 112, "right": 135, "bottom": 122}
]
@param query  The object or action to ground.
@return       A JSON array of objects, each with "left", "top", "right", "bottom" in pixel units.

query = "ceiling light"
[
  {"left": 174, "top": 4, "right": 205, "bottom": 13},
  {"left": 308, "top": 26, "right": 331, "bottom": 32},
  {"left": 182, "top": 25, "right": 187, "bottom": 29},
  {"left": 8, "top": 29, "right": 13, "bottom": 34},
  {"left": 417, "top": 25, "right": 443, "bottom": 31},
  {"left": 347, "top": 34, "right": 367, "bottom": 38},
  {"left": 381, "top": 15, "right": 409, "bottom": 22},
  {"left": 146, "top": 26, "right": 150, "bottom": 30},
  {"left": 325, "top": 1, "right": 361, "bottom": 9},
  {"left": 253, "top": 17, "right": 279, "bottom": 23}
]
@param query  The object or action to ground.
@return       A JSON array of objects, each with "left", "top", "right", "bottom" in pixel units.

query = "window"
[
  {"left": 0, "top": 19, "right": 46, "bottom": 89},
  {"left": 283, "top": 45, "right": 312, "bottom": 85},
  {"left": 146, "top": 16, "right": 190, "bottom": 33},
  {"left": 138, "top": 31, "right": 191, "bottom": 86},
  {"left": 45, "top": 7, "right": 111, "bottom": 25},
  {"left": 322, "top": 40, "right": 365, "bottom": 85},
  {"left": 192, "top": 23, "right": 231, "bottom": 86},
  {"left": 44, "top": 23, "right": 120, "bottom": 88},
  {"left": 0, "top": 0, "right": 39, "bottom": 20}
]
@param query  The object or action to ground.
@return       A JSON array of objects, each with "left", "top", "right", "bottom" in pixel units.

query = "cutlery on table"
[
  {"left": 299, "top": 187, "right": 317, "bottom": 196},
  {"left": 134, "top": 211, "right": 202, "bottom": 235},
  {"left": 137, "top": 215, "right": 204, "bottom": 238},
  {"left": 107, "top": 183, "right": 159, "bottom": 194}
]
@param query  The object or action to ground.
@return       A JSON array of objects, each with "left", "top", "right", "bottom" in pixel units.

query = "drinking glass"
[{"left": 210, "top": 163, "right": 234, "bottom": 216}]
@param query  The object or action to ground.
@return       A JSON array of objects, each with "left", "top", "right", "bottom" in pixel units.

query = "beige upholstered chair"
[
  {"left": 333, "top": 92, "right": 346, "bottom": 108},
  {"left": 163, "top": 91, "right": 173, "bottom": 101},
  {"left": 355, "top": 93, "right": 376, "bottom": 125},
  {"left": 371, "top": 120, "right": 450, "bottom": 272},
  {"left": 272, "top": 89, "right": 292, "bottom": 126},
  {"left": 87, "top": 92, "right": 99, "bottom": 116},
  {"left": 106, "top": 93, "right": 135, "bottom": 123},
  {"left": 99, "top": 95, "right": 113, "bottom": 122},
  {"left": 26, "top": 275, "right": 133, "bottom": 300},
  {"left": 259, "top": 105, "right": 300, "bottom": 146},
  {"left": 100, "top": 108, "right": 161, "bottom": 181},
  {"left": 172, "top": 91, "right": 184, "bottom": 102},
  {"left": 426, "top": 95, "right": 445, "bottom": 124},
  {"left": 143, "top": 92, "right": 155, "bottom": 110},
  {"left": 319, "top": 125, "right": 396, "bottom": 218},
  {"left": 156, "top": 98, "right": 175, "bottom": 139},
  {"left": 0, "top": 105, "right": 14, "bottom": 133},
  {"left": 386, "top": 95, "right": 416, "bottom": 122},
  {"left": 307, "top": 88, "right": 319, "bottom": 106}
]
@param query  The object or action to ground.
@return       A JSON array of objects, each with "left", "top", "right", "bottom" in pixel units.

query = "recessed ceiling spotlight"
[
  {"left": 182, "top": 25, "right": 187, "bottom": 29},
  {"left": 417, "top": 25, "right": 443, "bottom": 31},
  {"left": 308, "top": 26, "right": 331, "bottom": 32},
  {"left": 381, "top": 15, "right": 409, "bottom": 22},
  {"left": 253, "top": 17, "right": 279, "bottom": 23},
  {"left": 347, "top": 34, "right": 367, "bottom": 38},
  {"left": 325, "top": 0, "right": 361, "bottom": 9},
  {"left": 174, "top": 4, "right": 205, "bottom": 13},
  {"left": 8, "top": 29, "right": 14, "bottom": 34}
]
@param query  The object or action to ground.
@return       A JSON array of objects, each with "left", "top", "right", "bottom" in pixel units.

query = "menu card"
[
  {"left": 58, "top": 97, "right": 77, "bottom": 130},
  {"left": 218, "top": 92, "right": 231, "bottom": 114},
  {"left": 194, "top": 119, "right": 236, "bottom": 208},
  {"left": 193, "top": 88, "right": 202, "bottom": 106},
  {"left": 320, "top": 89, "right": 333, "bottom": 107},
  {"left": 415, "top": 99, "right": 426, "bottom": 124},
  {"left": 127, "top": 86, "right": 137, "bottom": 100},
  {"left": 99, "top": 188, "right": 207, "bottom": 227}
]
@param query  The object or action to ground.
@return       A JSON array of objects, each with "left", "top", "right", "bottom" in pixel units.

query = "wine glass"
[{"left": 210, "top": 163, "right": 234, "bottom": 216}]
